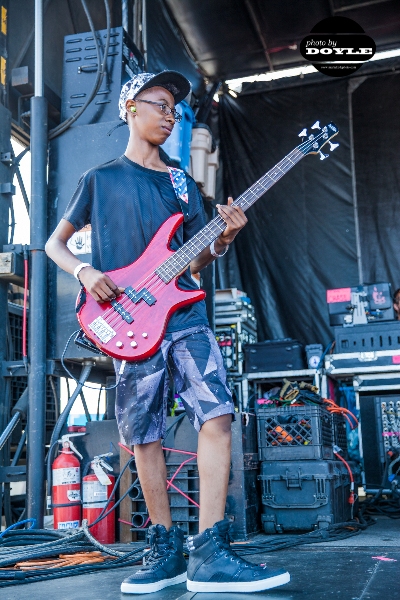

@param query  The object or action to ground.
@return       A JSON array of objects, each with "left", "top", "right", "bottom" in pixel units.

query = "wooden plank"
[{"left": 119, "top": 444, "right": 133, "bottom": 543}]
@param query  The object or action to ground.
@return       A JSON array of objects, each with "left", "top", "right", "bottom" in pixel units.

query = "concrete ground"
[{"left": 1, "top": 517, "right": 399, "bottom": 600}]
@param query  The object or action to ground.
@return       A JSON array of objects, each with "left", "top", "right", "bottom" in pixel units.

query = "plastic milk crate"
[{"left": 257, "top": 405, "right": 347, "bottom": 461}]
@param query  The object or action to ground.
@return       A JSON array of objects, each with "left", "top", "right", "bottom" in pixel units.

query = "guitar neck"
[{"left": 156, "top": 146, "right": 305, "bottom": 283}]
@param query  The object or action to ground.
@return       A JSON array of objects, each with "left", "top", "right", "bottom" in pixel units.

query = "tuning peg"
[
  {"left": 298, "top": 128, "right": 307, "bottom": 138},
  {"left": 311, "top": 121, "right": 321, "bottom": 130},
  {"left": 319, "top": 151, "right": 329, "bottom": 161},
  {"left": 328, "top": 141, "right": 339, "bottom": 151}
]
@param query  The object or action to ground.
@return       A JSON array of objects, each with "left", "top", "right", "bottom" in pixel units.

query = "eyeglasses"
[{"left": 134, "top": 99, "right": 182, "bottom": 122}]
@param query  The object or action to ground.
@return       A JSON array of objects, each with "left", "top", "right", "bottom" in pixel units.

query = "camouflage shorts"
[{"left": 113, "top": 325, "right": 234, "bottom": 445}]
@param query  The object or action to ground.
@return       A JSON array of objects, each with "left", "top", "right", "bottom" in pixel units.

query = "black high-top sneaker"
[
  {"left": 121, "top": 524, "right": 187, "bottom": 594},
  {"left": 187, "top": 519, "right": 290, "bottom": 593}
]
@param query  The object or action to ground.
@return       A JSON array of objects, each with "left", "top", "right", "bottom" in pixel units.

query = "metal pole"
[
  {"left": 34, "top": 0, "right": 43, "bottom": 97},
  {"left": 26, "top": 0, "right": 48, "bottom": 528},
  {"left": 142, "top": 0, "right": 147, "bottom": 69},
  {"left": 0, "top": 106, "right": 12, "bottom": 529},
  {"left": 50, "top": 363, "right": 93, "bottom": 447},
  {"left": 348, "top": 78, "right": 366, "bottom": 285},
  {"left": 0, "top": 413, "right": 21, "bottom": 452},
  {"left": 121, "top": 0, "right": 129, "bottom": 33}
]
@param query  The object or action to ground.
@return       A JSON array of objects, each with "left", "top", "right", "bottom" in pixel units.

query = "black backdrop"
[
  {"left": 218, "top": 72, "right": 400, "bottom": 346},
  {"left": 147, "top": 0, "right": 205, "bottom": 97},
  {"left": 354, "top": 74, "right": 400, "bottom": 286}
]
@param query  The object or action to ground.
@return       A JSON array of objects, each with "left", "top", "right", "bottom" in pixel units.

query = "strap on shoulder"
[{"left": 167, "top": 167, "right": 189, "bottom": 221}]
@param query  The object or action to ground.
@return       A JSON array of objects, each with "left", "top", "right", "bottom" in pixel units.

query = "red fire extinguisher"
[
  {"left": 51, "top": 433, "right": 85, "bottom": 530},
  {"left": 83, "top": 453, "right": 115, "bottom": 544}
]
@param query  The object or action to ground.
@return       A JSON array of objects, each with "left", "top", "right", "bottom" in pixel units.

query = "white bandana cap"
[{"left": 119, "top": 70, "right": 191, "bottom": 122}]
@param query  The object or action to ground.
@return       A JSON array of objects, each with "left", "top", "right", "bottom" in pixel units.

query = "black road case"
[
  {"left": 259, "top": 459, "right": 358, "bottom": 533},
  {"left": 244, "top": 339, "right": 305, "bottom": 372}
]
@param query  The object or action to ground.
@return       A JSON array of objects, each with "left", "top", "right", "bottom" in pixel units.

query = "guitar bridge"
[{"left": 88, "top": 316, "right": 116, "bottom": 344}]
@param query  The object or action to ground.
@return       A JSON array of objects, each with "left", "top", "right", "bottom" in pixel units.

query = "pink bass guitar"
[{"left": 76, "top": 121, "right": 339, "bottom": 360}]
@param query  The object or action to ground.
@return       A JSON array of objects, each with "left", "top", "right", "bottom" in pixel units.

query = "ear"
[{"left": 126, "top": 99, "right": 136, "bottom": 113}]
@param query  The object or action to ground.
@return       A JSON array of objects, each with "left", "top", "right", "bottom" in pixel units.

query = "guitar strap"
[{"left": 167, "top": 166, "right": 189, "bottom": 221}]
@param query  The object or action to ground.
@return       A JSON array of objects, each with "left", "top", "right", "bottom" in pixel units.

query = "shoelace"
[
  {"left": 216, "top": 530, "right": 233, "bottom": 551},
  {"left": 215, "top": 531, "right": 239, "bottom": 558},
  {"left": 215, "top": 531, "right": 265, "bottom": 569},
  {"left": 144, "top": 531, "right": 171, "bottom": 566}
]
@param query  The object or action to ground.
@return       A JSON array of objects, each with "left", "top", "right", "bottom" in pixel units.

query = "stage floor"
[{"left": 2, "top": 517, "right": 399, "bottom": 600}]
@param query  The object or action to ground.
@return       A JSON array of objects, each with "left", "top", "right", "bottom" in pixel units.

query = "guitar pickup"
[
  {"left": 110, "top": 300, "right": 134, "bottom": 323},
  {"left": 125, "top": 286, "right": 156, "bottom": 306}
]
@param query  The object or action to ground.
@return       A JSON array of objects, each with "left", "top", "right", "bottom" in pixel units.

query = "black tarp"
[
  {"left": 8, "top": 0, "right": 400, "bottom": 100},
  {"left": 218, "top": 80, "right": 359, "bottom": 346},
  {"left": 353, "top": 73, "right": 400, "bottom": 287},
  {"left": 146, "top": 0, "right": 205, "bottom": 97},
  {"left": 165, "top": 0, "right": 400, "bottom": 78}
]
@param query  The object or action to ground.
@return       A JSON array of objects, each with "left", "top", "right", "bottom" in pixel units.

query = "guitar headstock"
[{"left": 297, "top": 121, "right": 339, "bottom": 160}]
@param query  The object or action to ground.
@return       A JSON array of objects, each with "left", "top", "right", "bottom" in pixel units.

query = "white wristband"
[
  {"left": 210, "top": 240, "right": 229, "bottom": 258},
  {"left": 73, "top": 262, "right": 91, "bottom": 281}
]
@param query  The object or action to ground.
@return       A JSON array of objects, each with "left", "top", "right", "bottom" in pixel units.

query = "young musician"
[{"left": 45, "top": 71, "right": 290, "bottom": 594}]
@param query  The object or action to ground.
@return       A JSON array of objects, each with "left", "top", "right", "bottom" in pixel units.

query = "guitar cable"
[{"left": 60, "top": 329, "right": 125, "bottom": 391}]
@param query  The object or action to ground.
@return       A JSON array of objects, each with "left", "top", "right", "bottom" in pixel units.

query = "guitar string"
[
  {"left": 106, "top": 275, "right": 195, "bottom": 335},
  {"left": 103, "top": 147, "right": 305, "bottom": 326},
  {"left": 150, "top": 151, "right": 303, "bottom": 276},
  {"left": 103, "top": 142, "right": 310, "bottom": 318},
  {"left": 157, "top": 147, "right": 306, "bottom": 278},
  {"left": 157, "top": 128, "right": 332, "bottom": 278},
  {"left": 102, "top": 151, "right": 305, "bottom": 334},
  {"left": 97, "top": 145, "right": 310, "bottom": 331},
  {"left": 107, "top": 275, "right": 163, "bottom": 329},
  {"left": 89, "top": 131, "right": 329, "bottom": 341},
  {"left": 98, "top": 270, "right": 161, "bottom": 323},
  {"left": 95, "top": 273, "right": 163, "bottom": 332},
  {"left": 99, "top": 146, "right": 309, "bottom": 332}
]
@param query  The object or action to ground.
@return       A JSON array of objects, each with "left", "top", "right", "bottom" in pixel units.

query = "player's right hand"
[{"left": 78, "top": 267, "right": 125, "bottom": 304}]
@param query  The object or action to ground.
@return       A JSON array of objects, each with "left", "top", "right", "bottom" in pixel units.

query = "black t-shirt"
[{"left": 63, "top": 155, "right": 209, "bottom": 333}]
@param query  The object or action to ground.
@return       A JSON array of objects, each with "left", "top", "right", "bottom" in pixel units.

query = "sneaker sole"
[
  {"left": 121, "top": 572, "right": 187, "bottom": 594},
  {"left": 187, "top": 571, "right": 290, "bottom": 593}
]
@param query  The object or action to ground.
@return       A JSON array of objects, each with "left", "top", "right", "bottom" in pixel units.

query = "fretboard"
[{"left": 156, "top": 146, "right": 305, "bottom": 283}]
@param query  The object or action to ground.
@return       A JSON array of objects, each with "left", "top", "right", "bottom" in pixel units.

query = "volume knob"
[
  {"left": 142, "top": 332, "right": 148, "bottom": 338},
  {"left": 116, "top": 341, "right": 123, "bottom": 348},
  {"left": 127, "top": 331, "right": 134, "bottom": 338},
  {"left": 130, "top": 341, "right": 138, "bottom": 348}
]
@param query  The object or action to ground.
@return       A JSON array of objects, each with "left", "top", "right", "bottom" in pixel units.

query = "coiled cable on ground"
[
  {"left": 0, "top": 414, "right": 376, "bottom": 587},
  {"left": 229, "top": 519, "right": 372, "bottom": 557},
  {"left": 0, "top": 528, "right": 147, "bottom": 588},
  {"left": 0, "top": 518, "right": 372, "bottom": 588}
]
